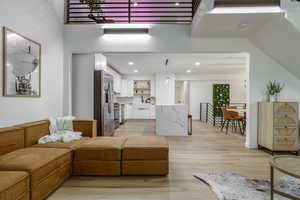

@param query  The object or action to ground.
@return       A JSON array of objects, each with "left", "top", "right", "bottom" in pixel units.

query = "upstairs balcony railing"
[{"left": 66, "top": 0, "right": 202, "bottom": 24}]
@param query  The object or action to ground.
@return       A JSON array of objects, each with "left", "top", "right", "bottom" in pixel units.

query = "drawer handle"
[{"left": 285, "top": 126, "right": 287, "bottom": 129}]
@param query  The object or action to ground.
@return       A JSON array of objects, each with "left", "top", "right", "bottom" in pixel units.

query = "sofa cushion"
[
  {"left": 17, "top": 120, "right": 97, "bottom": 148},
  {"left": 74, "top": 137, "right": 127, "bottom": 161},
  {"left": 0, "top": 148, "right": 72, "bottom": 187},
  {"left": 122, "top": 136, "right": 169, "bottom": 160},
  {"left": 32, "top": 137, "right": 91, "bottom": 149},
  {"left": 18, "top": 121, "right": 50, "bottom": 147},
  {"left": 73, "top": 120, "right": 97, "bottom": 138},
  {"left": 0, "top": 127, "right": 24, "bottom": 156},
  {"left": 0, "top": 171, "right": 29, "bottom": 200}
]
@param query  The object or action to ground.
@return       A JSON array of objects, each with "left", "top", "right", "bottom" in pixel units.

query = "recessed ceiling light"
[
  {"left": 128, "top": 62, "right": 134, "bottom": 66},
  {"left": 175, "top": 2, "right": 180, "bottom": 6},
  {"left": 133, "top": 69, "right": 138, "bottom": 73},
  {"left": 133, "top": 2, "right": 138, "bottom": 6},
  {"left": 195, "top": 62, "right": 200, "bottom": 66},
  {"left": 186, "top": 69, "right": 191, "bottom": 73}
]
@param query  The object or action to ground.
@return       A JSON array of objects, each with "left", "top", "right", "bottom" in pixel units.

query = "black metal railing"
[
  {"left": 200, "top": 102, "right": 247, "bottom": 127},
  {"left": 200, "top": 103, "right": 221, "bottom": 126},
  {"left": 66, "top": 0, "right": 202, "bottom": 24}
]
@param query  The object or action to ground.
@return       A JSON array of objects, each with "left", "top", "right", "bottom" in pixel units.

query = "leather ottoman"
[
  {"left": 0, "top": 171, "right": 29, "bottom": 200},
  {"left": 73, "top": 137, "right": 127, "bottom": 176},
  {"left": 122, "top": 136, "right": 169, "bottom": 176}
]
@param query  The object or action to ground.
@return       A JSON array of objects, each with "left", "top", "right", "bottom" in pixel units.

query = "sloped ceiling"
[
  {"left": 192, "top": 0, "right": 300, "bottom": 79},
  {"left": 191, "top": 11, "right": 284, "bottom": 38},
  {"left": 249, "top": 10, "right": 300, "bottom": 78}
]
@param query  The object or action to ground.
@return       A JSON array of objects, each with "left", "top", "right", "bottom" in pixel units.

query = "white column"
[{"left": 155, "top": 73, "right": 175, "bottom": 105}]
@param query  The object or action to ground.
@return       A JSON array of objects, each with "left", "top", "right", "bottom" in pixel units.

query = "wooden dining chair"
[{"left": 221, "top": 107, "right": 244, "bottom": 135}]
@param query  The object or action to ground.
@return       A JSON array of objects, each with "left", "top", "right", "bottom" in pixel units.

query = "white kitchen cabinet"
[
  {"left": 125, "top": 104, "right": 133, "bottom": 119},
  {"left": 120, "top": 79, "right": 134, "bottom": 97},
  {"left": 151, "top": 79, "right": 156, "bottom": 97},
  {"left": 127, "top": 80, "right": 134, "bottom": 97},
  {"left": 114, "top": 73, "right": 121, "bottom": 94},
  {"left": 106, "top": 67, "right": 121, "bottom": 94},
  {"left": 132, "top": 105, "right": 151, "bottom": 119},
  {"left": 120, "top": 79, "right": 128, "bottom": 97},
  {"left": 150, "top": 105, "right": 156, "bottom": 119}
]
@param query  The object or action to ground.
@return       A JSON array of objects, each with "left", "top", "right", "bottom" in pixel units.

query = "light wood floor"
[{"left": 48, "top": 120, "right": 271, "bottom": 200}]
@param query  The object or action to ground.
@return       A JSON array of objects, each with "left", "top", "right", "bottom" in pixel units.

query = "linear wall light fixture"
[{"left": 103, "top": 28, "right": 149, "bottom": 35}]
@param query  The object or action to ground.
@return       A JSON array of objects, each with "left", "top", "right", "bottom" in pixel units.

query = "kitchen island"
[{"left": 155, "top": 104, "right": 188, "bottom": 136}]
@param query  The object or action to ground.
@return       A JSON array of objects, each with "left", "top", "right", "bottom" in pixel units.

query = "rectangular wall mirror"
[{"left": 3, "top": 27, "right": 41, "bottom": 97}]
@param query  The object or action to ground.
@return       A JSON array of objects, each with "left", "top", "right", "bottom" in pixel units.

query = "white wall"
[
  {"left": 72, "top": 54, "right": 95, "bottom": 119},
  {"left": 175, "top": 81, "right": 184, "bottom": 104},
  {"left": 189, "top": 79, "right": 247, "bottom": 120},
  {"left": 176, "top": 73, "right": 247, "bottom": 119},
  {"left": 63, "top": 24, "right": 300, "bottom": 148},
  {"left": 183, "top": 81, "right": 190, "bottom": 108},
  {"left": 95, "top": 53, "right": 107, "bottom": 71},
  {"left": 0, "top": 0, "right": 64, "bottom": 127},
  {"left": 156, "top": 74, "right": 175, "bottom": 105}
]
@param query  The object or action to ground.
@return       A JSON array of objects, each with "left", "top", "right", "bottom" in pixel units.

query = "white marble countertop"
[{"left": 155, "top": 104, "right": 188, "bottom": 136}]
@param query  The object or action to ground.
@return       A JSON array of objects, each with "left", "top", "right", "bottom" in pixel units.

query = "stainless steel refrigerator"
[{"left": 94, "top": 70, "right": 115, "bottom": 136}]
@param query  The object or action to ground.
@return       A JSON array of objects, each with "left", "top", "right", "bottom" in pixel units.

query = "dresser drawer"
[
  {"left": 274, "top": 127, "right": 298, "bottom": 137},
  {"left": 274, "top": 102, "right": 298, "bottom": 114},
  {"left": 274, "top": 136, "right": 298, "bottom": 151},
  {"left": 273, "top": 113, "right": 298, "bottom": 127}
]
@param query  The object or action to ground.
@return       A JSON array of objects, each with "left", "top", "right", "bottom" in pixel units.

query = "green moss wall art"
[{"left": 213, "top": 84, "right": 230, "bottom": 116}]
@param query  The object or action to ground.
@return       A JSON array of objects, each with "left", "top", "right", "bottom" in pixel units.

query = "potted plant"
[
  {"left": 79, "top": 0, "right": 114, "bottom": 23},
  {"left": 80, "top": 0, "right": 102, "bottom": 12},
  {"left": 266, "top": 80, "right": 284, "bottom": 102}
]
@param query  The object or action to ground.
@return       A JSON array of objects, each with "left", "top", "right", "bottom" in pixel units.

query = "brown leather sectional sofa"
[{"left": 0, "top": 120, "right": 169, "bottom": 200}]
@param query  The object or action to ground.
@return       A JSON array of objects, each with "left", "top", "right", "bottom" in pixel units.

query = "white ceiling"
[
  {"left": 192, "top": 10, "right": 284, "bottom": 37},
  {"left": 103, "top": 53, "right": 247, "bottom": 75}
]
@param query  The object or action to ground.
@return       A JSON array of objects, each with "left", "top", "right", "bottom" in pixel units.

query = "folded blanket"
[{"left": 38, "top": 116, "right": 82, "bottom": 144}]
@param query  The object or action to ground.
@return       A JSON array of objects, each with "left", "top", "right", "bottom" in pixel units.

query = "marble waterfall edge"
[{"left": 155, "top": 104, "right": 188, "bottom": 136}]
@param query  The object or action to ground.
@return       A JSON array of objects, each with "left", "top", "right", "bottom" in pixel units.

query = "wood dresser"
[{"left": 258, "top": 102, "right": 299, "bottom": 154}]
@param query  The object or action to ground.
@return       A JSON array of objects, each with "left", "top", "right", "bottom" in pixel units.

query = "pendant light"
[{"left": 164, "top": 59, "right": 171, "bottom": 84}]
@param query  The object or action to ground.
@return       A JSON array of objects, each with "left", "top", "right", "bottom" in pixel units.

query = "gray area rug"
[{"left": 194, "top": 172, "right": 300, "bottom": 200}]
